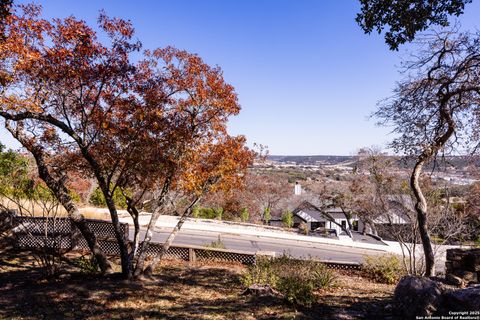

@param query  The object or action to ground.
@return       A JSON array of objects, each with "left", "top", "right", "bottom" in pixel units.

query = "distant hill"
[
  {"left": 268, "top": 155, "right": 356, "bottom": 166},
  {"left": 268, "top": 155, "right": 480, "bottom": 169}
]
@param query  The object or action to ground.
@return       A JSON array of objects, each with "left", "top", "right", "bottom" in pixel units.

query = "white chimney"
[{"left": 294, "top": 182, "right": 301, "bottom": 195}]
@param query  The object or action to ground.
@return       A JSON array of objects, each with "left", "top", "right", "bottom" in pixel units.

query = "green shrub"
[
  {"left": 71, "top": 255, "right": 99, "bottom": 275},
  {"left": 241, "top": 208, "right": 249, "bottom": 222},
  {"left": 241, "top": 255, "right": 336, "bottom": 307},
  {"left": 362, "top": 254, "right": 403, "bottom": 284},
  {"left": 277, "top": 273, "right": 316, "bottom": 307},
  {"left": 89, "top": 187, "right": 105, "bottom": 207},
  {"left": 311, "top": 264, "right": 337, "bottom": 288},
  {"left": 89, "top": 186, "right": 129, "bottom": 209},
  {"left": 263, "top": 207, "right": 271, "bottom": 224},
  {"left": 282, "top": 210, "right": 294, "bottom": 228},
  {"left": 192, "top": 207, "right": 225, "bottom": 220},
  {"left": 241, "top": 257, "right": 278, "bottom": 288},
  {"left": 199, "top": 207, "right": 217, "bottom": 219},
  {"left": 69, "top": 190, "right": 81, "bottom": 204},
  {"left": 192, "top": 206, "right": 200, "bottom": 218},
  {"left": 474, "top": 235, "right": 480, "bottom": 248},
  {"left": 215, "top": 207, "right": 223, "bottom": 220},
  {"left": 203, "top": 235, "right": 226, "bottom": 249}
]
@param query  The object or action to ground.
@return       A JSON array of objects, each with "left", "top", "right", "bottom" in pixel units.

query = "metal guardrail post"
[{"left": 189, "top": 248, "right": 196, "bottom": 263}]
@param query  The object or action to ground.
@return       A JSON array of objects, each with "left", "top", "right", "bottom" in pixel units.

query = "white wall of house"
[
  {"left": 328, "top": 218, "right": 356, "bottom": 235},
  {"left": 294, "top": 209, "right": 361, "bottom": 235},
  {"left": 327, "top": 212, "right": 360, "bottom": 235},
  {"left": 374, "top": 212, "right": 409, "bottom": 224}
]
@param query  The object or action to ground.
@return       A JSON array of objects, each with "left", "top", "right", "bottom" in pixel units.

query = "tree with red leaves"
[{"left": 0, "top": 4, "right": 254, "bottom": 279}]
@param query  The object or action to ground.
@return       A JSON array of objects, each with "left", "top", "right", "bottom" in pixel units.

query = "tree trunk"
[
  {"left": 408, "top": 106, "right": 455, "bottom": 277},
  {"left": 410, "top": 158, "right": 435, "bottom": 276},
  {"left": 70, "top": 212, "right": 112, "bottom": 274},
  {"left": 5, "top": 122, "right": 112, "bottom": 273},
  {"left": 133, "top": 179, "right": 173, "bottom": 278},
  {"left": 73, "top": 134, "right": 133, "bottom": 278},
  {"left": 131, "top": 211, "right": 140, "bottom": 258},
  {"left": 323, "top": 208, "right": 352, "bottom": 238},
  {"left": 369, "top": 221, "right": 378, "bottom": 236},
  {"left": 133, "top": 204, "right": 164, "bottom": 278},
  {"left": 340, "top": 207, "right": 354, "bottom": 235},
  {"left": 143, "top": 211, "right": 189, "bottom": 276},
  {"left": 125, "top": 198, "right": 140, "bottom": 261},
  {"left": 102, "top": 190, "right": 132, "bottom": 279},
  {"left": 143, "top": 198, "right": 200, "bottom": 276}
]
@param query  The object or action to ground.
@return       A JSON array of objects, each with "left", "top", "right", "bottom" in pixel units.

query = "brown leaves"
[
  {"left": 0, "top": 3, "right": 253, "bottom": 211},
  {"left": 98, "top": 11, "right": 135, "bottom": 38}
]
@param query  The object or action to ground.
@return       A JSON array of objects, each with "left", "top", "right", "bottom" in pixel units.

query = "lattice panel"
[
  {"left": 141, "top": 243, "right": 190, "bottom": 260},
  {"left": 11, "top": 216, "right": 363, "bottom": 270},
  {"left": 194, "top": 248, "right": 256, "bottom": 265},
  {"left": 13, "top": 216, "right": 73, "bottom": 250},
  {"left": 12, "top": 216, "right": 129, "bottom": 254},
  {"left": 322, "top": 262, "right": 361, "bottom": 270},
  {"left": 73, "top": 220, "right": 129, "bottom": 250},
  {"left": 84, "top": 220, "right": 128, "bottom": 239},
  {"left": 98, "top": 239, "right": 122, "bottom": 255},
  {"left": 164, "top": 246, "right": 189, "bottom": 260},
  {"left": 14, "top": 216, "right": 72, "bottom": 235},
  {"left": 15, "top": 233, "right": 72, "bottom": 250}
]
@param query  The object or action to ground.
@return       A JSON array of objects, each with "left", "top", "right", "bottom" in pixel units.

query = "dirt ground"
[{"left": 0, "top": 240, "right": 396, "bottom": 320}]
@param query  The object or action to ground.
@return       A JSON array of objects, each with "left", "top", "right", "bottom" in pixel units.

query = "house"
[
  {"left": 373, "top": 195, "right": 413, "bottom": 241},
  {"left": 265, "top": 217, "right": 284, "bottom": 227},
  {"left": 292, "top": 201, "right": 362, "bottom": 235}
]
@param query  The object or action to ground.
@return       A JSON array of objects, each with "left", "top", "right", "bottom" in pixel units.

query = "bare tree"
[{"left": 374, "top": 30, "right": 480, "bottom": 276}]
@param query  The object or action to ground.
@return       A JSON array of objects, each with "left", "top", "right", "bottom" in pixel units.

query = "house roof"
[
  {"left": 324, "top": 207, "right": 344, "bottom": 213},
  {"left": 295, "top": 208, "right": 324, "bottom": 222},
  {"left": 372, "top": 195, "right": 413, "bottom": 224},
  {"left": 293, "top": 201, "right": 335, "bottom": 222},
  {"left": 293, "top": 201, "right": 358, "bottom": 223}
]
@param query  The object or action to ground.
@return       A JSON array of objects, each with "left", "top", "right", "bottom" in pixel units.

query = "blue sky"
[{"left": 3, "top": 0, "right": 480, "bottom": 155}]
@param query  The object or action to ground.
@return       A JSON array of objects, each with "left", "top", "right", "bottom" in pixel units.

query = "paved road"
[{"left": 130, "top": 227, "right": 386, "bottom": 264}]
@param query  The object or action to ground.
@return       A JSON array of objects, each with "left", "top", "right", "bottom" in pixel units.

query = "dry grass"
[
  {"left": 0, "top": 240, "right": 397, "bottom": 320},
  {"left": 0, "top": 197, "right": 68, "bottom": 216},
  {"left": 1, "top": 197, "right": 114, "bottom": 221},
  {"left": 78, "top": 207, "right": 116, "bottom": 221}
]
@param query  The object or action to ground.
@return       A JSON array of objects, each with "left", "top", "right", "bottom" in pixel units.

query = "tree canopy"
[
  {"left": 356, "top": 0, "right": 472, "bottom": 50},
  {"left": 0, "top": 4, "right": 255, "bottom": 279}
]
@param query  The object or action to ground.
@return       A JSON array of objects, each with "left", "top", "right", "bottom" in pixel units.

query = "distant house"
[
  {"left": 373, "top": 211, "right": 410, "bottom": 225},
  {"left": 373, "top": 195, "right": 413, "bottom": 225},
  {"left": 292, "top": 201, "right": 362, "bottom": 235},
  {"left": 265, "top": 217, "right": 284, "bottom": 228},
  {"left": 373, "top": 195, "right": 413, "bottom": 241}
]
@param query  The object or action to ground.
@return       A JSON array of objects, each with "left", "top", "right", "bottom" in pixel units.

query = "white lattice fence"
[
  {"left": 73, "top": 219, "right": 129, "bottom": 255},
  {"left": 193, "top": 248, "right": 256, "bottom": 264},
  {"left": 13, "top": 216, "right": 72, "bottom": 250},
  {"left": 321, "top": 261, "right": 361, "bottom": 270},
  {"left": 99, "top": 240, "right": 255, "bottom": 264},
  {"left": 12, "top": 216, "right": 129, "bottom": 254},
  {"left": 10, "top": 215, "right": 362, "bottom": 269},
  {"left": 142, "top": 242, "right": 190, "bottom": 260}
]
